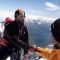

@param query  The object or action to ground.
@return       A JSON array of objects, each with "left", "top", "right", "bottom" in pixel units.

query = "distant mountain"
[{"left": 25, "top": 19, "right": 53, "bottom": 47}]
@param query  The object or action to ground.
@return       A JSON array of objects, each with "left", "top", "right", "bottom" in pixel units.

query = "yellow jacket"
[{"left": 36, "top": 47, "right": 60, "bottom": 60}]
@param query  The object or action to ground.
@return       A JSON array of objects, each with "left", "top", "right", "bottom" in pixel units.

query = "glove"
[{"left": 29, "top": 45, "right": 37, "bottom": 53}]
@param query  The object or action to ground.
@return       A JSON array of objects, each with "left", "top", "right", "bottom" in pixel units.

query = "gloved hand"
[{"left": 29, "top": 45, "right": 37, "bottom": 53}]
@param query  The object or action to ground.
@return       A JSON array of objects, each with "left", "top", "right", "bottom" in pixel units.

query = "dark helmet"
[
  {"left": 14, "top": 9, "right": 25, "bottom": 18},
  {"left": 51, "top": 19, "right": 60, "bottom": 43}
]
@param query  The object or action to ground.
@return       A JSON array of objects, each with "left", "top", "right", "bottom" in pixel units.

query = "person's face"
[{"left": 16, "top": 14, "right": 25, "bottom": 23}]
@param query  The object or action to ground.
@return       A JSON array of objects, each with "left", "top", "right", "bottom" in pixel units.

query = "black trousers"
[
  {"left": 10, "top": 48, "right": 21, "bottom": 60},
  {"left": 0, "top": 46, "right": 13, "bottom": 60}
]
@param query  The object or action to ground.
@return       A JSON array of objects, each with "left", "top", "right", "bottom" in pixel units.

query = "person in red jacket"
[
  {"left": 0, "top": 17, "right": 13, "bottom": 60},
  {"left": 0, "top": 17, "right": 13, "bottom": 46}
]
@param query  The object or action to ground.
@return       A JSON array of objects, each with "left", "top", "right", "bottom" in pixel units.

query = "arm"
[{"left": 35, "top": 47, "right": 52, "bottom": 59}]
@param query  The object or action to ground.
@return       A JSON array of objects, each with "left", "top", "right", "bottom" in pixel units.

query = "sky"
[{"left": 0, "top": 0, "right": 60, "bottom": 21}]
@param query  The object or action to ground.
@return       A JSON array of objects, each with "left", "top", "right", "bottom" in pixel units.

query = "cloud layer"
[
  {"left": 45, "top": 2, "right": 59, "bottom": 11},
  {"left": 26, "top": 14, "right": 56, "bottom": 23}
]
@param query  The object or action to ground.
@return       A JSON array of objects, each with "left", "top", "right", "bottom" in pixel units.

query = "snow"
[{"left": 26, "top": 14, "right": 56, "bottom": 24}]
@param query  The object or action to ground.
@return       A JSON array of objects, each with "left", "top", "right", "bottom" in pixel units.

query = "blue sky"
[{"left": 0, "top": 0, "right": 60, "bottom": 20}]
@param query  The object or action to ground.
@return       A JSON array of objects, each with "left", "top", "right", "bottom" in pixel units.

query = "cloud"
[
  {"left": 26, "top": 14, "right": 56, "bottom": 23},
  {"left": 45, "top": 2, "right": 59, "bottom": 11}
]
